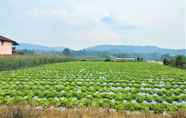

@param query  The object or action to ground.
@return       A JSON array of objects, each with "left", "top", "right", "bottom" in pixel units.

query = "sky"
[{"left": 0, "top": 0, "right": 185, "bottom": 50}]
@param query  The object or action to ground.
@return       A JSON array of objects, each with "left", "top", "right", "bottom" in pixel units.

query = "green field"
[{"left": 0, "top": 62, "right": 186, "bottom": 112}]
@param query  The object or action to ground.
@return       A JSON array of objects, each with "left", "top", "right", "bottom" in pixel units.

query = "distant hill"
[
  {"left": 17, "top": 43, "right": 186, "bottom": 59},
  {"left": 86, "top": 45, "right": 186, "bottom": 56},
  {"left": 17, "top": 43, "right": 65, "bottom": 52}
]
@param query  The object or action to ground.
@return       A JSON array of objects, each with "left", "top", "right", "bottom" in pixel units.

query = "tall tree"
[{"left": 63, "top": 48, "right": 71, "bottom": 57}]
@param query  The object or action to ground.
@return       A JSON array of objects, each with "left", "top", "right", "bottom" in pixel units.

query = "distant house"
[
  {"left": 0, "top": 35, "right": 19, "bottom": 55},
  {"left": 110, "top": 56, "right": 137, "bottom": 61},
  {"left": 113, "top": 57, "right": 137, "bottom": 61}
]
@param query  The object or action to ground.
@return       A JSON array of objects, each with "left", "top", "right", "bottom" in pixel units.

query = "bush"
[
  {"left": 163, "top": 55, "right": 186, "bottom": 69},
  {"left": 137, "top": 57, "right": 144, "bottom": 62},
  {"left": 104, "top": 58, "right": 112, "bottom": 62},
  {"left": 175, "top": 55, "right": 186, "bottom": 68},
  {"left": 163, "top": 58, "right": 168, "bottom": 65}
]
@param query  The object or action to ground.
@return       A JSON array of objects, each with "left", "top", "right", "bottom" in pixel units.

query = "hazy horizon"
[
  {"left": 0, "top": 0, "right": 185, "bottom": 50},
  {"left": 18, "top": 42, "right": 186, "bottom": 51}
]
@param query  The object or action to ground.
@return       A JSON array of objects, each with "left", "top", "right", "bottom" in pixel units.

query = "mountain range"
[
  {"left": 86, "top": 45, "right": 186, "bottom": 55},
  {"left": 17, "top": 43, "right": 186, "bottom": 56}
]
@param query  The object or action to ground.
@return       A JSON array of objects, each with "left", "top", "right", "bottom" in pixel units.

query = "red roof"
[{"left": 0, "top": 35, "right": 19, "bottom": 45}]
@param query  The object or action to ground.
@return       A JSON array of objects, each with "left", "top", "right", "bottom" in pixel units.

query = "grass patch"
[{"left": 0, "top": 105, "right": 185, "bottom": 118}]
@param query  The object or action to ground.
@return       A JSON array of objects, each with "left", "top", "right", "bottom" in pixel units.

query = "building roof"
[
  {"left": 114, "top": 57, "right": 136, "bottom": 60},
  {"left": 0, "top": 35, "right": 19, "bottom": 45}
]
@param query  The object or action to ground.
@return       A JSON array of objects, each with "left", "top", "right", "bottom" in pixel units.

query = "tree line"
[{"left": 163, "top": 55, "right": 186, "bottom": 69}]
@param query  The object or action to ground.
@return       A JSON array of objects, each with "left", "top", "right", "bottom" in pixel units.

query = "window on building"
[{"left": 0, "top": 41, "right": 4, "bottom": 46}]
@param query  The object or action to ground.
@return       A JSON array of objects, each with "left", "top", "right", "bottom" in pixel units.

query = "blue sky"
[{"left": 0, "top": 0, "right": 185, "bottom": 49}]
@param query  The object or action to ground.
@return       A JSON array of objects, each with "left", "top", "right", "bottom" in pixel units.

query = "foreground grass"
[{"left": 0, "top": 105, "right": 185, "bottom": 118}]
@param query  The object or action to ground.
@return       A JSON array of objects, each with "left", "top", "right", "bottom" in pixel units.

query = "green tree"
[
  {"left": 161, "top": 54, "right": 171, "bottom": 60},
  {"left": 63, "top": 48, "right": 71, "bottom": 57},
  {"left": 175, "top": 55, "right": 186, "bottom": 68},
  {"left": 163, "top": 58, "right": 169, "bottom": 65}
]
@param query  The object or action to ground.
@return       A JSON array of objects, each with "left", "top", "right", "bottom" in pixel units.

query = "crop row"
[{"left": 0, "top": 62, "right": 186, "bottom": 112}]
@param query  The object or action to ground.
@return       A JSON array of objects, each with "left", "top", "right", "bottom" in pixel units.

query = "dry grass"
[{"left": 0, "top": 105, "right": 185, "bottom": 118}]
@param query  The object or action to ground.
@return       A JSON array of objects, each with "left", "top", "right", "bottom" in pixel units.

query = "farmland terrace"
[{"left": 0, "top": 62, "right": 185, "bottom": 113}]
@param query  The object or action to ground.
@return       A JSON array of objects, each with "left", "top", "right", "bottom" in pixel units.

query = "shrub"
[
  {"left": 163, "top": 55, "right": 186, "bottom": 69},
  {"left": 104, "top": 58, "right": 112, "bottom": 62},
  {"left": 137, "top": 57, "right": 144, "bottom": 62},
  {"left": 175, "top": 55, "right": 186, "bottom": 68},
  {"left": 163, "top": 58, "right": 169, "bottom": 65}
]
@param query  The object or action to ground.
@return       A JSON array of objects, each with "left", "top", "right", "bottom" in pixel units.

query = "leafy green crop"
[{"left": 0, "top": 62, "right": 185, "bottom": 112}]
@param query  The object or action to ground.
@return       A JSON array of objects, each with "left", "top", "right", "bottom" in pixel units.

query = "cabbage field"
[{"left": 0, "top": 62, "right": 186, "bottom": 112}]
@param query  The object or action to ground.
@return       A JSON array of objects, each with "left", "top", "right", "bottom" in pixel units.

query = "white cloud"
[{"left": 0, "top": 0, "right": 185, "bottom": 49}]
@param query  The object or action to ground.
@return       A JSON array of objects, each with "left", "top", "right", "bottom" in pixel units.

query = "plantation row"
[
  {"left": 0, "top": 62, "right": 186, "bottom": 112},
  {"left": 0, "top": 55, "right": 75, "bottom": 71}
]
